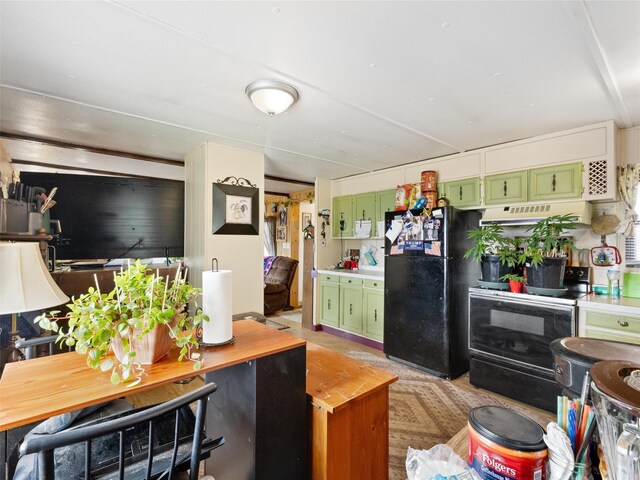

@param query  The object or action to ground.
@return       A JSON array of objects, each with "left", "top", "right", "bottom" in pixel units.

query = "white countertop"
[
  {"left": 317, "top": 269, "right": 385, "bottom": 280},
  {"left": 577, "top": 293, "right": 640, "bottom": 316}
]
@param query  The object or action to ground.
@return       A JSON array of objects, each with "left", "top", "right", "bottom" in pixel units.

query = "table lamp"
[{"left": 0, "top": 242, "right": 69, "bottom": 362}]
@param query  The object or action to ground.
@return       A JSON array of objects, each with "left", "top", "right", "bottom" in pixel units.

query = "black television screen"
[{"left": 21, "top": 173, "right": 184, "bottom": 260}]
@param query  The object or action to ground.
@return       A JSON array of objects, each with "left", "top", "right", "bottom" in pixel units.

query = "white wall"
[{"left": 184, "top": 142, "right": 264, "bottom": 314}]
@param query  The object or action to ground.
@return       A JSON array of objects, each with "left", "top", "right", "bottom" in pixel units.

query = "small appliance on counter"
[
  {"left": 590, "top": 360, "right": 640, "bottom": 480},
  {"left": 550, "top": 337, "right": 640, "bottom": 398}
]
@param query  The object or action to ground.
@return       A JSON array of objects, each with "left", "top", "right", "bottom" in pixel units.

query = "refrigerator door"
[{"left": 384, "top": 255, "right": 449, "bottom": 376}]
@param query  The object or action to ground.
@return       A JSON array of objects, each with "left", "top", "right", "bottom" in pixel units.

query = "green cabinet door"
[
  {"left": 332, "top": 195, "right": 353, "bottom": 238},
  {"left": 375, "top": 189, "right": 396, "bottom": 226},
  {"left": 363, "top": 288, "right": 384, "bottom": 341},
  {"left": 528, "top": 162, "right": 582, "bottom": 201},
  {"left": 353, "top": 192, "right": 376, "bottom": 237},
  {"left": 340, "top": 285, "right": 363, "bottom": 334},
  {"left": 484, "top": 171, "right": 528, "bottom": 205},
  {"left": 319, "top": 281, "right": 340, "bottom": 327},
  {"left": 443, "top": 177, "right": 480, "bottom": 208}
]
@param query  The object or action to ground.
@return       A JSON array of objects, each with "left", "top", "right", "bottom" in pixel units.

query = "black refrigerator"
[{"left": 383, "top": 206, "right": 480, "bottom": 379}]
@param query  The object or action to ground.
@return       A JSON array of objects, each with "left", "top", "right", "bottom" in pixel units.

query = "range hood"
[{"left": 480, "top": 201, "right": 592, "bottom": 226}]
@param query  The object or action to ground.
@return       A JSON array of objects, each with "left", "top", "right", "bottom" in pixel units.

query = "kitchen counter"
[
  {"left": 577, "top": 293, "right": 640, "bottom": 316},
  {"left": 317, "top": 269, "right": 384, "bottom": 280}
]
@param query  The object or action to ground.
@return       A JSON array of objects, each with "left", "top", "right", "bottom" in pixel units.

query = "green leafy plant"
[
  {"left": 35, "top": 260, "right": 208, "bottom": 386},
  {"left": 523, "top": 214, "right": 576, "bottom": 267},
  {"left": 463, "top": 225, "right": 512, "bottom": 263},
  {"left": 500, "top": 273, "right": 525, "bottom": 283}
]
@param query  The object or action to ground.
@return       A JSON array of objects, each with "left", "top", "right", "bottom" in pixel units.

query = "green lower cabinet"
[
  {"left": 528, "top": 162, "right": 582, "bottom": 201},
  {"left": 442, "top": 177, "right": 480, "bottom": 208},
  {"left": 583, "top": 310, "right": 640, "bottom": 345},
  {"left": 484, "top": 171, "right": 527, "bottom": 205},
  {"left": 363, "top": 288, "right": 384, "bottom": 341},
  {"left": 340, "top": 285, "right": 363, "bottom": 334},
  {"left": 319, "top": 281, "right": 340, "bottom": 327}
]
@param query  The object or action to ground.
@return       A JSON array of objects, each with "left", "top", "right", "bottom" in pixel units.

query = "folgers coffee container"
[{"left": 468, "top": 406, "right": 547, "bottom": 480}]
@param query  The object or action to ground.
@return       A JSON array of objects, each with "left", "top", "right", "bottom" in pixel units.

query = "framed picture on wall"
[
  {"left": 212, "top": 182, "right": 259, "bottom": 235},
  {"left": 279, "top": 209, "right": 287, "bottom": 226},
  {"left": 276, "top": 226, "right": 287, "bottom": 242},
  {"left": 302, "top": 212, "right": 312, "bottom": 229}
]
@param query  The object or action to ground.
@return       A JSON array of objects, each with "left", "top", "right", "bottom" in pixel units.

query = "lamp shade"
[
  {"left": 0, "top": 242, "right": 69, "bottom": 314},
  {"left": 245, "top": 80, "right": 299, "bottom": 116}
]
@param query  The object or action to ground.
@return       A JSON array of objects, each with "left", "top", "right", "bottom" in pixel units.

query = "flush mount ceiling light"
[{"left": 245, "top": 80, "right": 299, "bottom": 116}]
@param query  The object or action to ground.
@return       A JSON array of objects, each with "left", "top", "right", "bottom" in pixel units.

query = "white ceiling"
[{"left": 1, "top": 1, "right": 639, "bottom": 194}]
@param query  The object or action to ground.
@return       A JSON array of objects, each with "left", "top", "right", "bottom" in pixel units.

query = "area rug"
[
  {"left": 345, "top": 351, "right": 511, "bottom": 480},
  {"left": 264, "top": 319, "right": 289, "bottom": 330}
]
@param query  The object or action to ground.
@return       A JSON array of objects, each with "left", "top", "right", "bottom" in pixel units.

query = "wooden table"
[
  {"left": 306, "top": 344, "right": 398, "bottom": 480},
  {"left": 0, "top": 320, "right": 307, "bottom": 479}
]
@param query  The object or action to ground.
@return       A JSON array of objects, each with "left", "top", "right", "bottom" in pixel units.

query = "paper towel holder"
[{"left": 211, "top": 258, "right": 219, "bottom": 272}]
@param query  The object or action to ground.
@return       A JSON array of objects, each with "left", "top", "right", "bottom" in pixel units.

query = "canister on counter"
[
  {"left": 421, "top": 171, "right": 437, "bottom": 192},
  {"left": 468, "top": 406, "right": 547, "bottom": 480}
]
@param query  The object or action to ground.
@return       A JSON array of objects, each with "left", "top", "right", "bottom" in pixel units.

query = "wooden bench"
[{"left": 306, "top": 343, "right": 398, "bottom": 480}]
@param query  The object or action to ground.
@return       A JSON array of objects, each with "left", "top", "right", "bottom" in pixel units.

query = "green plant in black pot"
[
  {"left": 464, "top": 225, "right": 513, "bottom": 283},
  {"left": 523, "top": 214, "right": 576, "bottom": 290}
]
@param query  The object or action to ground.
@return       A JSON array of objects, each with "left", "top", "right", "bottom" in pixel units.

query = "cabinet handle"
[
  {"left": 618, "top": 320, "right": 629, "bottom": 328},
  {"left": 552, "top": 174, "right": 556, "bottom": 192},
  {"left": 348, "top": 279, "right": 352, "bottom": 283},
  {"left": 373, "top": 282, "right": 378, "bottom": 287},
  {"left": 503, "top": 180, "right": 508, "bottom": 196},
  {"left": 374, "top": 310, "right": 377, "bottom": 322},
  {"left": 349, "top": 304, "right": 353, "bottom": 315},
  {"left": 328, "top": 299, "right": 331, "bottom": 310},
  {"left": 459, "top": 185, "right": 463, "bottom": 200}
]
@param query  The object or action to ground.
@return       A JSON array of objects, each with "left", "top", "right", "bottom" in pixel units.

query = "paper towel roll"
[{"left": 201, "top": 269, "right": 233, "bottom": 344}]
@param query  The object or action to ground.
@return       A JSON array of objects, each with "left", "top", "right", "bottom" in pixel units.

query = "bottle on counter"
[{"left": 607, "top": 267, "right": 621, "bottom": 299}]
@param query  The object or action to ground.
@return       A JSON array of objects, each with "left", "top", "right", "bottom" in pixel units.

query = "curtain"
[
  {"left": 617, "top": 164, "right": 640, "bottom": 236},
  {"left": 264, "top": 216, "right": 276, "bottom": 256}
]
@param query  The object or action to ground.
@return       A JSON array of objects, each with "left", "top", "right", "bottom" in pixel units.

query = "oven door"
[{"left": 469, "top": 290, "right": 575, "bottom": 373}]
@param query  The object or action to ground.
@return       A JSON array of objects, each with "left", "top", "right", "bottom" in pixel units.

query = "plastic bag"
[{"left": 406, "top": 444, "right": 482, "bottom": 480}]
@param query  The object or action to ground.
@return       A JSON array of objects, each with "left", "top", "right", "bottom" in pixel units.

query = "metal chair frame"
[{"left": 19, "top": 383, "right": 222, "bottom": 480}]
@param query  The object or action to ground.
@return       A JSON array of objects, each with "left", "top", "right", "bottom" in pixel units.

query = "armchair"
[{"left": 263, "top": 256, "right": 299, "bottom": 315}]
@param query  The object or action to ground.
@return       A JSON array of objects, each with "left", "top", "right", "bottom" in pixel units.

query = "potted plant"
[
  {"left": 500, "top": 273, "right": 525, "bottom": 293},
  {"left": 522, "top": 214, "right": 576, "bottom": 289},
  {"left": 35, "top": 260, "right": 208, "bottom": 386},
  {"left": 464, "top": 225, "right": 513, "bottom": 283}
]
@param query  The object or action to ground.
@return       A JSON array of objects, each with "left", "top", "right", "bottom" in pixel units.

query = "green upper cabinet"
[
  {"left": 484, "top": 171, "right": 528, "bottom": 205},
  {"left": 442, "top": 177, "right": 480, "bottom": 208},
  {"left": 375, "top": 189, "right": 396, "bottom": 225},
  {"left": 528, "top": 162, "right": 582, "bottom": 201},
  {"left": 353, "top": 192, "right": 376, "bottom": 224},
  {"left": 332, "top": 195, "right": 353, "bottom": 238}
]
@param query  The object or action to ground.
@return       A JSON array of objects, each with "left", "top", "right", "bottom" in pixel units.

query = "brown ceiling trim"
[
  {"left": 265, "top": 191, "right": 291, "bottom": 197},
  {"left": 265, "top": 175, "right": 314, "bottom": 187},
  {"left": 0, "top": 131, "right": 184, "bottom": 166},
  {"left": 11, "top": 159, "right": 183, "bottom": 182}
]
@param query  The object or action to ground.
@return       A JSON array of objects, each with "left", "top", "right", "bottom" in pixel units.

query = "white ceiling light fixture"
[{"left": 245, "top": 80, "right": 299, "bottom": 116}]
